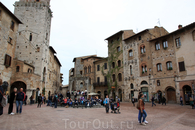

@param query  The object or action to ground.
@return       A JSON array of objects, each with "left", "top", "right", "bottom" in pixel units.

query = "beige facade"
[{"left": 0, "top": 2, "right": 22, "bottom": 92}]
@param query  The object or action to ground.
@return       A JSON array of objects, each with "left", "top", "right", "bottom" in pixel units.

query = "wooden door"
[{"left": 167, "top": 88, "right": 176, "bottom": 103}]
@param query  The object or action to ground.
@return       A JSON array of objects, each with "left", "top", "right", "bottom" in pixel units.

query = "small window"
[
  {"left": 112, "top": 74, "right": 115, "bottom": 82},
  {"left": 118, "top": 60, "right": 121, "bottom": 67},
  {"left": 178, "top": 61, "right": 185, "bottom": 72},
  {"left": 8, "top": 37, "right": 12, "bottom": 44},
  {"left": 129, "top": 50, "right": 133, "bottom": 57},
  {"left": 80, "top": 71, "right": 82, "bottom": 75},
  {"left": 10, "top": 21, "right": 15, "bottom": 31},
  {"left": 157, "top": 80, "right": 160, "bottom": 86},
  {"left": 163, "top": 40, "right": 168, "bottom": 48},
  {"left": 97, "top": 77, "right": 100, "bottom": 83},
  {"left": 141, "top": 65, "right": 147, "bottom": 74},
  {"left": 166, "top": 61, "right": 172, "bottom": 70},
  {"left": 155, "top": 42, "right": 160, "bottom": 50},
  {"left": 4, "top": 54, "right": 12, "bottom": 67},
  {"left": 16, "top": 66, "right": 20, "bottom": 72},
  {"left": 175, "top": 37, "right": 181, "bottom": 47},
  {"left": 157, "top": 63, "right": 162, "bottom": 72},
  {"left": 130, "top": 65, "right": 132, "bottom": 75},
  {"left": 37, "top": 47, "right": 40, "bottom": 52},
  {"left": 97, "top": 65, "right": 100, "bottom": 71},
  {"left": 46, "top": 33, "right": 48, "bottom": 40},
  {"left": 89, "top": 78, "right": 91, "bottom": 84},
  {"left": 29, "top": 33, "right": 32, "bottom": 41},
  {"left": 117, "top": 46, "right": 120, "bottom": 52},
  {"left": 118, "top": 73, "right": 122, "bottom": 81},
  {"left": 138, "top": 36, "right": 141, "bottom": 40},
  {"left": 104, "top": 63, "right": 107, "bottom": 70},
  {"left": 130, "top": 83, "right": 134, "bottom": 89},
  {"left": 192, "top": 31, "right": 195, "bottom": 41},
  {"left": 28, "top": 68, "right": 32, "bottom": 73},
  {"left": 112, "top": 62, "right": 115, "bottom": 68},
  {"left": 111, "top": 40, "right": 113, "bottom": 44},
  {"left": 80, "top": 82, "right": 83, "bottom": 88}
]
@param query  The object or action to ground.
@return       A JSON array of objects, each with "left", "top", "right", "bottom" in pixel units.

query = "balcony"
[{"left": 93, "top": 82, "right": 108, "bottom": 87}]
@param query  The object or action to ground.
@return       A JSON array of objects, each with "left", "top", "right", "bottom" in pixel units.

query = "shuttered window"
[
  {"left": 4, "top": 54, "right": 12, "bottom": 67},
  {"left": 179, "top": 61, "right": 185, "bottom": 72}
]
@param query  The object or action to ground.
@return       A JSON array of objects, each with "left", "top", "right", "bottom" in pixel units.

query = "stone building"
[
  {"left": 123, "top": 27, "right": 168, "bottom": 102},
  {"left": 69, "top": 55, "right": 104, "bottom": 96},
  {"left": 0, "top": 2, "right": 22, "bottom": 92},
  {"left": 93, "top": 58, "right": 108, "bottom": 99},
  {"left": 150, "top": 23, "right": 195, "bottom": 104},
  {"left": 0, "top": 1, "right": 62, "bottom": 103},
  {"left": 105, "top": 30, "right": 135, "bottom": 101}
]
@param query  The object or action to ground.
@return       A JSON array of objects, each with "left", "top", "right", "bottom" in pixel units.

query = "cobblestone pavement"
[{"left": 0, "top": 102, "right": 195, "bottom": 130}]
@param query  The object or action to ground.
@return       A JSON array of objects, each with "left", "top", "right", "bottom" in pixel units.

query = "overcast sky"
[{"left": 2, "top": 0, "right": 195, "bottom": 85}]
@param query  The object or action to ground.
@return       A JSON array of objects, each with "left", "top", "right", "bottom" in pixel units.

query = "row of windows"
[
  {"left": 112, "top": 73, "right": 122, "bottom": 82},
  {"left": 97, "top": 63, "right": 107, "bottom": 71},
  {"left": 110, "top": 37, "right": 120, "bottom": 44},
  {"left": 16, "top": 66, "right": 33, "bottom": 73},
  {"left": 84, "top": 66, "right": 91, "bottom": 74},
  {"left": 97, "top": 76, "right": 107, "bottom": 84}
]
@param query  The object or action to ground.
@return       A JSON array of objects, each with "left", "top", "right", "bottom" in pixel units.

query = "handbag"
[
  {"left": 0, "top": 90, "right": 7, "bottom": 107},
  {"left": 136, "top": 99, "right": 140, "bottom": 110}
]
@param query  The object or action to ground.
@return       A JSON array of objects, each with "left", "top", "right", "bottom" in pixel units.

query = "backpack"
[{"left": 0, "top": 90, "right": 7, "bottom": 107}]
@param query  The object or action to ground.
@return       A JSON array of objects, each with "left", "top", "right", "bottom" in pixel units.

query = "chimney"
[{"left": 178, "top": 25, "right": 182, "bottom": 29}]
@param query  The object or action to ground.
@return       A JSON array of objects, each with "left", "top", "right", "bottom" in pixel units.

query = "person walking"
[
  {"left": 162, "top": 96, "right": 166, "bottom": 105},
  {"left": 104, "top": 95, "right": 109, "bottom": 113},
  {"left": 37, "top": 93, "right": 42, "bottom": 108},
  {"left": 16, "top": 88, "right": 25, "bottom": 114},
  {"left": 132, "top": 96, "right": 135, "bottom": 106},
  {"left": 8, "top": 88, "right": 17, "bottom": 115},
  {"left": 0, "top": 79, "right": 4, "bottom": 116},
  {"left": 180, "top": 96, "right": 183, "bottom": 106},
  {"left": 138, "top": 93, "right": 147, "bottom": 126},
  {"left": 54, "top": 93, "right": 58, "bottom": 108},
  {"left": 151, "top": 96, "right": 156, "bottom": 107}
]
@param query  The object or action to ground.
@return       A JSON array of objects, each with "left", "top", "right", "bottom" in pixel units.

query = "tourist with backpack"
[
  {"left": 54, "top": 93, "right": 58, "bottom": 108},
  {"left": 0, "top": 79, "right": 5, "bottom": 116},
  {"left": 16, "top": 88, "right": 25, "bottom": 114},
  {"left": 37, "top": 93, "right": 42, "bottom": 108}
]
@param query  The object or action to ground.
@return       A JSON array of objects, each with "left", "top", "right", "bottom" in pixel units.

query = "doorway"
[
  {"left": 167, "top": 87, "right": 176, "bottom": 103},
  {"left": 183, "top": 85, "right": 192, "bottom": 105},
  {"left": 141, "top": 87, "right": 149, "bottom": 102}
]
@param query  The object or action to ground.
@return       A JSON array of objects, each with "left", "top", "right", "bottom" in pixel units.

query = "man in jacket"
[
  {"left": 0, "top": 79, "right": 4, "bottom": 116},
  {"left": 16, "top": 88, "right": 25, "bottom": 114},
  {"left": 37, "top": 93, "right": 42, "bottom": 108},
  {"left": 8, "top": 88, "right": 17, "bottom": 115}
]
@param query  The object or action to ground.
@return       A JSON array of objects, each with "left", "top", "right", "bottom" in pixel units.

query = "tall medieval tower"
[{"left": 13, "top": 0, "right": 52, "bottom": 89}]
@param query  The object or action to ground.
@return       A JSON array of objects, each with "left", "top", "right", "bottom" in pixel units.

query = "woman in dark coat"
[{"left": 8, "top": 88, "right": 17, "bottom": 114}]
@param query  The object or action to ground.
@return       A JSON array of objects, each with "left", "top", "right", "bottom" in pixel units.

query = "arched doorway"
[
  {"left": 166, "top": 87, "right": 176, "bottom": 103},
  {"left": 118, "top": 89, "right": 122, "bottom": 102},
  {"left": 10, "top": 81, "right": 26, "bottom": 93},
  {"left": 183, "top": 85, "right": 192, "bottom": 105},
  {"left": 141, "top": 87, "right": 149, "bottom": 102}
]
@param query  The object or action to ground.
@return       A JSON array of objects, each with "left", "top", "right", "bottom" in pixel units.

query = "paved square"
[{"left": 0, "top": 103, "right": 195, "bottom": 130}]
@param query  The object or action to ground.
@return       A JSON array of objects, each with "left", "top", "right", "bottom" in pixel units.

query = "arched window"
[
  {"left": 157, "top": 80, "right": 160, "bottom": 86},
  {"left": 28, "top": 68, "right": 32, "bottom": 73},
  {"left": 29, "top": 33, "right": 32, "bottom": 41},
  {"left": 166, "top": 61, "right": 172, "bottom": 70},
  {"left": 112, "top": 74, "right": 115, "bottom": 82},
  {"left": 141, "top": 64, "right": 147, "bottom": 74},
  {"left": 140, "top": 45, "right": 146, "bottom": 54},
  {"left": 130, "top": 65, "right": 132, "bottom": 75},
  {"left": 117, "top": 46, "right": 120, "bottom": 52},
  {"left": 84, "top": 67, "right": 87, "bottom": 74},
  {"left": 130, "top": 83, "right": 134, "bottom": 89},
  {"left": 80, "top": 82, "right": 83, "bottom": 88},
  {"left": 157, "top": 63, "right": 162, "bottom": 72},
  {"left": 118, "top": 60, "right": 121, "bottom": 67},
  {"left": 112, "top": 62, "right": 115, "bottom": 68},
  {"left": 129, "top": 50, "right": 133, "bottom": 57},
  {"left": 141, "top": 80, "right": 148, "bottom": 85},
  {"left": 88, "top": 66, "right": 91, "bottom": 73},
  {"left": 16, "top": 66, "right": 20, "bottom": 72},
  {"left": 118, "top": 73, "right": 122, "bottom": 81}
]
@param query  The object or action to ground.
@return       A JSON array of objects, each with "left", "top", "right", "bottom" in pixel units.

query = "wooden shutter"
[
  {"left": 4, "top": 54, "right": 12, "bottom": 67},
  {"left": 179, "top": 61, "right": 185, "bottom": 72}
]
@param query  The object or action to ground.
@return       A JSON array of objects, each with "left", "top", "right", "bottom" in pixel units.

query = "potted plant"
[
  {"left": 142, "top": 71, "right": 145, "bottom": 74},
  {"left": 168, "top": 67, "right": 172, "bottom": 70}
]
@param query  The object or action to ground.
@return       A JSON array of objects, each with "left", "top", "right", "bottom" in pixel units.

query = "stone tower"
[{"left": 14, "top": 0, "right": 52, "bottom": 84}]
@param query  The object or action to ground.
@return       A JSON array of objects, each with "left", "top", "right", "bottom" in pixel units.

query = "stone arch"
[
  {"left": 10, "top": 81, "right": 26, "bottom": 93},
  {"left": 141, "top": 80, "right": 148, "bottom": 85}
]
